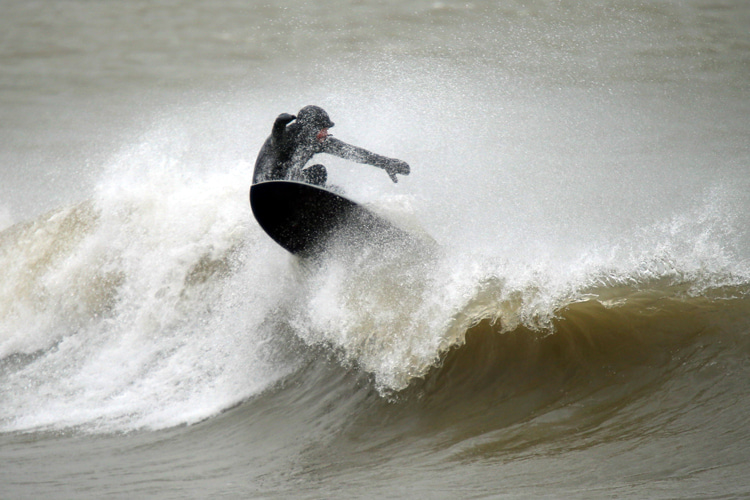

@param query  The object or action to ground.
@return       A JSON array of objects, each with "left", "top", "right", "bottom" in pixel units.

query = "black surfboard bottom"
[{"left": 250, "top": 180, "right": 410, "bottom": 257}]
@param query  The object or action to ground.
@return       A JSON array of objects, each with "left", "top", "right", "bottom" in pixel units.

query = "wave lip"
[{"left": 284, "top": 217, "right": 750, "bottom": 393}]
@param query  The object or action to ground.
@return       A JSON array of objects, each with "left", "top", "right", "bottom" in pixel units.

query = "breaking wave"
[{"left": 0, "top": 134, "right": 748, "bottom": 434}]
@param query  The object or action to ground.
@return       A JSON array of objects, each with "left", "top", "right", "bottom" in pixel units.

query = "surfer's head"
[{"left": 297, "top": 105, "right": 334, "bottom": 141}]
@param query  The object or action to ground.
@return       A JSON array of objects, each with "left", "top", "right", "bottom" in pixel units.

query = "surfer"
[{"left": 252, "top": 105, "right": 410, "bottom": 186}]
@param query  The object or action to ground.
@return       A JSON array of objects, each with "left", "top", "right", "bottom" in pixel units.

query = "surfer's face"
[{"left": 316, "top": 128, "right": 329, "bottom": 143}]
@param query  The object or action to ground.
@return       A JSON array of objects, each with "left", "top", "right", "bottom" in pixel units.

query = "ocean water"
[{"left": 1, "top": 0, "right": 750, "bottom": 498}]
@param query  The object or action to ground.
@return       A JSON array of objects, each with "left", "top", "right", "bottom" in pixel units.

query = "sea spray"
[{"left": 0, "top": 149, "right": 299, "bottom": 432}]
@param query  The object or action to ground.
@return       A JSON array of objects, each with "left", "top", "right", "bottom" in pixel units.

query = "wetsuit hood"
[{"left": 297, "top": 105, "right": 335, "bottom": 130}]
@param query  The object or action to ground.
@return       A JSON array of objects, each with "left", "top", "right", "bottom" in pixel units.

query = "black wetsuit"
[{"left": 252, "top": 106, "right": 410, "bottom": 186}]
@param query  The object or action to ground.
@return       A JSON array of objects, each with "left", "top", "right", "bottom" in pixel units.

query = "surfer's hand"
[
  {"left": 275, "top": 113, "right": 296, "bottom": 125},
  {"left": 384, "top": 159, "right": 410, "bottom": 183}
]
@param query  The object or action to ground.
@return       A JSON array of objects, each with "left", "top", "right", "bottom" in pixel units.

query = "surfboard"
[{"left": 250, "top": 180, "right": 409, "bottom": 256}]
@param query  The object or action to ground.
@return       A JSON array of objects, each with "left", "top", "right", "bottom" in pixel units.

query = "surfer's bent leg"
[{"left": 301, "top": 164, "right": 327, "bottom": 186}]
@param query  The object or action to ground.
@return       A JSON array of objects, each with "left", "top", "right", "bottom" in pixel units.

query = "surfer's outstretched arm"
[{"left": 323, "top": 137, "right": 410, "bottom": 183}]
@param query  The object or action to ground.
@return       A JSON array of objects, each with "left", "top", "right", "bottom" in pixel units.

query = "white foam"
[{"left": 0, "top": 119, "right": 301, "bottom": 432}]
